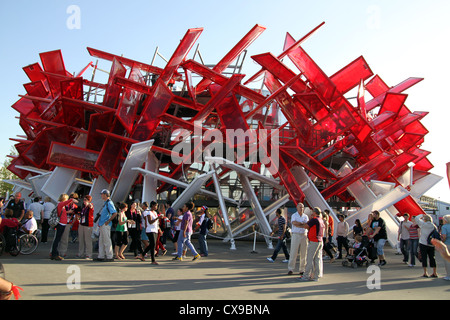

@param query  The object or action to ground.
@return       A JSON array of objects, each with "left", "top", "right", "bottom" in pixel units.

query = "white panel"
[
  {"left": 28, "top": 172, "right": 51, "bottom": 198},
  {"left": 410, "top": 173, "right": 443, "bottom": 198},
  {"left": 112, "top": 140, "right": 154, "bottom": 203},
  {"left": 41, "top": 167, "right": 79, "bottom": 202},
  {"left": 369, "top": 180, "right": 395, "bottom": 197}
]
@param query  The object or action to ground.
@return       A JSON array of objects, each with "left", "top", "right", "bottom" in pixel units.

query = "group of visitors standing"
[
  {"left": 267, "top": 203, "right": 450, "bottom": 282},
  {"left": 48, "top": 189, "right": 213, "bottom": 264},
  {"left": 398, "top": 213, "right": 450, "bottom": 280}
]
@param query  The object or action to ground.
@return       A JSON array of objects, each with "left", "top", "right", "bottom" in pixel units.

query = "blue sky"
[{"left": 1, "top": 0, "right": 449, "bottom": 201}]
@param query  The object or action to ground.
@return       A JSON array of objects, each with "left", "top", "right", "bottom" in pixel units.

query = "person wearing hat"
[
  {"left": 95, "top": 189, "right": 117, "bottom": 262},
  {"left": 196, "top": 206, "right": 211, "bottom": 257}
]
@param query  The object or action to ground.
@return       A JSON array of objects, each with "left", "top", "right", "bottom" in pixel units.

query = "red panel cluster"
[{"left": 8, "top": 24, "right": 432, "bottom": 215}]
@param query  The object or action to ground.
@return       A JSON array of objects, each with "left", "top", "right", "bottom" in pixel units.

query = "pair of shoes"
[
  {"left": 266, "top": 257, "right": 274, "bottom": 263},
  {"left": 172, "top": 256, "right": 182, "bottom": 261},
  {"left": 193, "top": 254, "right": 201, "bottom": 261},
  {"left": 51, "top": 256, "right": 64, "bottom": 261}
]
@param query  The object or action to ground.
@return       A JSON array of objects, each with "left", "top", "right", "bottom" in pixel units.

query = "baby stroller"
[{"left": 342, "top": 235, "right": 371, "bottom": 268}]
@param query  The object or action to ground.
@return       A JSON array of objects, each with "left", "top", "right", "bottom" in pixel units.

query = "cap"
[
  {"left": 202, "top": 206, "right": 208, "bottom": 211},
  {"left": 100, "top": 189, "right": 110, "bottom": 197}
]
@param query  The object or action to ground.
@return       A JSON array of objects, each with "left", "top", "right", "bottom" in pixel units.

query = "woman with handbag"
[{"left": 50, "top": 194, "right": 78, "bottom": 261}]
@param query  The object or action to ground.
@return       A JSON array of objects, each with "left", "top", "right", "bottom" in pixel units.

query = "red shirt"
[
  {"left": 307, "top": 217, "right": 325, "bottom": 242},
  {"left": 0, "top": 218, "right": 20, "bottom": 233}
]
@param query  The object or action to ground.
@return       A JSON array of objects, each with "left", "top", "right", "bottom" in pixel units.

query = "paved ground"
[{"left": 1, "top": 235, "right": 449, "bottom": 301}]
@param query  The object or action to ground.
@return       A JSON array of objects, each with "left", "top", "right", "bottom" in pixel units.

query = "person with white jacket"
[{"left": 416, "top": 214, "right": 438, "bottom": 278}]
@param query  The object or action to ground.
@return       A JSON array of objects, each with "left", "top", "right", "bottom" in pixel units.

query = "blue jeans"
[
  {"left": 177, "top": 232, "right": 198, "bottom": 257},
  {"left": 409, "top": 239, "right": 419, "bottom": 265},
  {"left": 271, "top": 237, "right": 289, "bottom": 260},
  {"left": 375, "top": 238, "right": 387, "bottom": 256},
  {"left": 198, "top": 233, "right": 208, "bottom": 256},
  {"left": 400, "top": 238, "right": 410, "bottom": 262}
]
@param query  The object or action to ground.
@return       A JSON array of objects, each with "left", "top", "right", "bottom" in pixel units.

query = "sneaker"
[
  {"left": 172, "top": 256, "right": 182, "bottom": 261},
  {"left": 443, "top": 276, "right": 450, "bottom": 281},
  {"left": 193, "top": 254, "right": 201, "bottom": 261},
  {"left": 266, "top": 257, "right": 274, "bottom": 263},
  {"left": 297, "top": 276, "right": 312, "bottom": 282},
  {"left": 282, "top": 259, "right": 289, "bottom": 263},
  {"left": 408, "top": 264, "right": 415, "bottom": 267},
  {"left": 287, "top": 271, "right": 294, "bottom": 275},
  {"left": 378, "top": 260, "right": 387, "bottom": 266}
]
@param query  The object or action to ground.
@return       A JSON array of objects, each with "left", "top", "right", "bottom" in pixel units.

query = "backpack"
[
  {"left": 427, "top": 226, "right": 441, "bottom": 245},
  {"left": 48, "top": 206, "right": 60, "bottom": 228}
]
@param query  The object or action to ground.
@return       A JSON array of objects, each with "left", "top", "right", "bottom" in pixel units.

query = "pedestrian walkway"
[{"left": 1, "top": 238, "right": 449, "bottom": 300}]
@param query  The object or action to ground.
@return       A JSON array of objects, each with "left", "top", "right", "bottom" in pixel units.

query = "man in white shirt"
[
  {"left": 28, "top": 197, "right": 44, "bottom": 228},
  {"left": 287, "top": 203, "right": 309, "bottom": 275}
]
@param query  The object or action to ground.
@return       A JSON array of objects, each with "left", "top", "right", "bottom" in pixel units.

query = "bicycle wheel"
[{"left": 18, "top": 234, "right": 38, "bottom": 255}]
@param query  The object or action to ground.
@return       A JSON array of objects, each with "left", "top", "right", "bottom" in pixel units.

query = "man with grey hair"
[
  {"left": 297, "top": 207, "right": 325, "bottom": 281},
  {"left": 287, "top": 203, "right": 309, "bottom": 275}
]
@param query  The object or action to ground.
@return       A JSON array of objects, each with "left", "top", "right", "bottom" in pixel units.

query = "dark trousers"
[
  {"left": 143, "top": 232, "right": 157, "bottom": 262},
  {"left": 41, "top": 219, "right": 50, "bottom": 243},
  {"left": 271, "top": 238, "right": 289, "bottom": 260},
  {"left": 51, "top": 224, "right": 66, "bottom": 257},
  {"left": 400, "top": 238, "right": 410, "bottom": 262},
  {"left": 129, "top": 228, "right": 143, "bottom": 256},
  {"left": 337, "top": 236, "right": 349, "bottom": 258},
  {"left": 419, "top": 243, "right": 436, "bottom": 268}
]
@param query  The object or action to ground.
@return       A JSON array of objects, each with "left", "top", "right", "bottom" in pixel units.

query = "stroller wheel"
[
  {"left": 351, "top": 261, "right": 358, "bottom": 269},
  {"left": 342, "top": 261, "right": 349, "bottom": 267}
]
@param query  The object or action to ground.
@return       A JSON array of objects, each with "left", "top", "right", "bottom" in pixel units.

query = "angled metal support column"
[
  {"left": 209, "top": 161, "right": 236, "bottom": 250},
  {"left": 239, "top": 173, "right": 273, "bottom": 249}
]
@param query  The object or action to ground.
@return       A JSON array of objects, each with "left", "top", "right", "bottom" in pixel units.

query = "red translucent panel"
[
  {"left": 24, "top": 80, "right": 50, "bottom": 99},
  {"left": 330, "top": 56, "right": 373, "bottom": 95},
  {"left": 23, "top": 63, "right": 46, "bottom": 82},
  {"left": 196, "top": 24, "right": 265, "bottom": 92},
  {"left": 378, "top": 92, "right": 408, "bottom": 117},
  {"left": 48, "top": 142, "right": 99, "bottom": 174},
  {"left": 414, "top": 156, "right": 434, "bottom": 172},
  {"left": 321, "top": 152, "right": 394, "bottom": 200},
  {"left": 309, "top": 105, "right": 357, "bottom": 153},
  {"left": 182, "top": 59, "right": 265, "bottom": 104},
  {"left": 12, "top": 97, "right": 36, "bottom": 117},
  {"left": 281, "top": 146, "right": 336, "bottom": 181},
  {"left": 87, "top": 111, "right": 115, "bottom": 151},
  {"left": 366, "top": 77, "right": 424, "bottom": 112},
  {"left": 194, "top": 74, "right": 245, "bottom": 123},
  {"left": 294, "top": 93, "right": 329, "bottom": 121},
  {"left": 373, "top": 112, "right": 425, "bottom": 143},
  {"left": 393, "top": 196, "right": 426, "bottom": 217},
  {"left": 284, "top": 33, "right": 338, "bottom": 103},
  {"left": 365, "top": 75, "right": 389, "bottom": 98},
  {"left": 159, "top": 28, "right": 203, "bottom": 85},
  {"left": 103, "top": 58, "right": 126, "bottom": 108},
  {"left": 264, "top": 73, "right": 311, "bottom": 141},
  {"left": 7, "top": 156, "right": 32, "bottom": 180},
  {"left": 87, "top": 47, "right": 163, "bottom": 74},
  {"left": 275, "top": 154, "right": 306, "bottom": 205},
  {"left": 39, "top": 50, "right": 69, "bottom": 97},
  {"left": 315, "top": 135, "right": 356, "bottom": 162},
  {"left": 22, "top": 126, "right": 73, "bottom": 168},
  {"left": 251, "top": 53, "right": 308, "bottom": 94},
  {"left": 116, "top": 67, "right": 145, "bottom": 134},
  {"left": 131, "top": 80, "right": 173, "bottom": 141},
  {"left": 95, "top": 137, "right": 123, "bottom": 183},
  {"left": 371, "top": 111, "right": 396, "bottom": 130}
]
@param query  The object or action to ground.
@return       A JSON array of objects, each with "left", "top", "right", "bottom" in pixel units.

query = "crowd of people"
[
  {"left": 1, "top": 191, "right": 450, "bottom": 284},
  {"left": 267, "top": 204, "right": 450, "bottom": 282},
  {"left": 0, "top": 191, "right": 213, "bottom": 265}
]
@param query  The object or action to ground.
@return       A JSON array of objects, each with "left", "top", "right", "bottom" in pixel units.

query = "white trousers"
[{"left": 288, "top": 233, "right": 308, "bottom": 273}]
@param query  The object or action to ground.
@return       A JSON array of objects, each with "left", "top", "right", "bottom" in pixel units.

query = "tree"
[{"left": 0, "top": 146, "right": 18, "bottom": 198}]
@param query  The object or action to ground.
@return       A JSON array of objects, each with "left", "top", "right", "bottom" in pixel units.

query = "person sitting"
[
  {"left": 0, "top": 209, "right": 20, "bottom": 234},
  {"left": 20, "top": 210, "right": 38, "bottom": 235}
]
